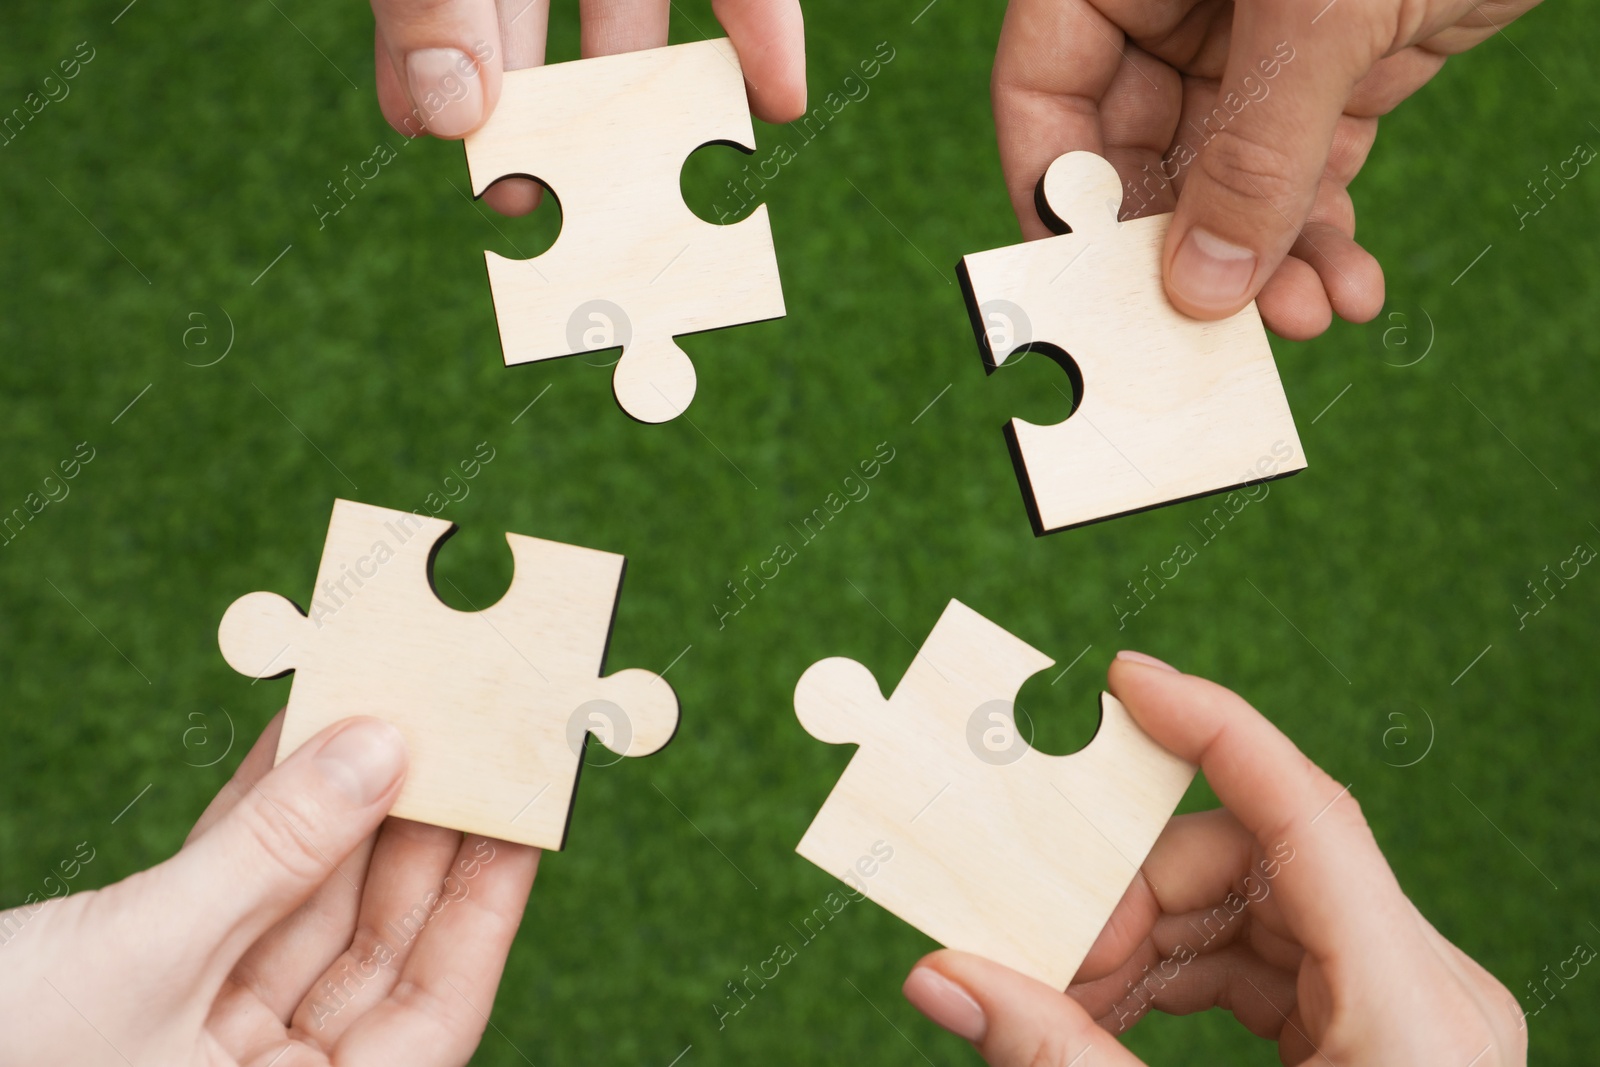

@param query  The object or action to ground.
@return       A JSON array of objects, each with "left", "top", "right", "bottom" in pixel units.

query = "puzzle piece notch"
[
  {"left": 218, "top": 499, "right": 678, "bottom": 849},
  {"left": 220, "top": 588, "right": 676, "bottom": 762},
  {"left": 798, "top": 600, "right": 1056, "bottom": 748},
  {"left": 959, "top": 150, "right": 1307, "bottom": 533},
  {"left": 793, "top": 599, "right": 1196, "bottom": 989},
  {"left": 463, "top": 38, "right": 785, "bottom": 424}
]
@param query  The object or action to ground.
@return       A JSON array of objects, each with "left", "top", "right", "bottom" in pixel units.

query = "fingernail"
[
  {"left": 1171, "top": 227, "right": 1257, "bottom": 310},
  {"left": 1116, "top": 650, "right": 1179, "bottom": 673},
  {"left": 904, "top": 967, "right": 987, "bottom": 1043},
  {"left": 315, "top": 719, "right": 408, "bottom": 805},
  {"left": 406, "top": 48, "right": 484, "bottom": 138}
]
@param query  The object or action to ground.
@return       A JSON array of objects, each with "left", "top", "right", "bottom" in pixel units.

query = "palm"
[
  {"left": 1064, "top": 810, "right": 1522, "bottom": 1064},
  {"left": 186, "top": 719, "right": 540, "bottom": 1066},
  {"left": 990, "top": 0, "right": 1533, "bottom": 338}
]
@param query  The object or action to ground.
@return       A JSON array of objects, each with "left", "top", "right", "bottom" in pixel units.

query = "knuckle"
[
  {"left": 391, "top": 978, "right": 482, "bottom": 1043},
  {"left": 1327, "top": 118, "right": 1377, "bottom": 183},
  {"left": 1309, "top": 761, "right": 1369, "bottom": 827},
  {"left": 1020, "top": 1029, "right": 1094, "bottom": 1067},
  {"left": 236, "top": 792, "right": 327, "bottom": 882},
  {"left": 388, "top": 0, "right": 466, "bottom": 22},
  {"left": 1195, "top": 126, "right": 1305, "bottom": 213},
  {"left": 346, "top": 923, "right": 395, "bottom": 971}
]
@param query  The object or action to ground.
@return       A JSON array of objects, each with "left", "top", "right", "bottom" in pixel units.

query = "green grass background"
[{"left": 2, "top": 0, "right": 1596, "bottom": 1062}]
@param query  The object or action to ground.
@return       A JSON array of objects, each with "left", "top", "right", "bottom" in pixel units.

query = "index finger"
[
  {"left": 714, "top": 0, "right": 807, "bottom": 124},
  {"left": 1107, "top": 653, "right": 1416, "bottom": 963},
  {"left": 991, "top": 0, "right": 1121, "bottom": 238}
]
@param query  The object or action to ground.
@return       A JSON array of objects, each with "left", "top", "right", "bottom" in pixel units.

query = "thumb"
[
  {"left": 904, "top": 951, "right": 1146, "bottom": 1066},
  {"left": 1163, "top": 13, "right": 1374, "bottom": 318},
  {"left": 373, "top": 0, "right": 504, "bottom": 139},
  {"left": 155, "top": 717, "right": 407, "bottom": 979}
]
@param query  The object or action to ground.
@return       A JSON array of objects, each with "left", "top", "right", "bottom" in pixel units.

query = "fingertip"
[
  {"left": 714, "top": 0, "right": 807, "bottom": 123},
  {"left": 904, "top": 954, "right": 988, "bottom": 1043},
  {"left": 1329, "top": 248, "right": 1385, "bottom": 324},
  {"left": 1288, "top": 220, "right": 1385, "bottom": 326},
  {"left": 1114, "top": 649, "right": 1180, "bottom": 674},
  {"left": 749, "top": 80, "right": 808, "bottom": 125},
  {"left": 917, "top": 951, "right": 1142, "bottom": 1065},
  {"left": 375, "top": 30, "right": 421, "bottom": 138},
  {"left": 412, "top": 51, "right": 489, "bottom": 138},
  {"left": 308, "top": 717, "right": 409, "bottom": 807},
  {"left": 371, "top": 4, "right": 503, "bottom": 139},
  {"left": 481, "top": 177, "right": 544, "bottom": 216},
  {"left": 1105, "top": 660, "right": 1232, "bottom": 764},
  {"left": 1256, "top": 255, "right": 1334, "bottom": 341},
  {"left": 1107, "top": 651, "right": 1188, "bottom": 697},
  {"left": 1164, "top": 224, "right": 1262, "bottom": 320}
]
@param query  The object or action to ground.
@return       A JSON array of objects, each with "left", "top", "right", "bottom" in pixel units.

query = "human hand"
[
  {"left": 902, "top": 651, "right": 1526, "bottom": 1065},
  {"left": 0, "top": 712, "right": 540, "bottom": 1066},
  {"left": 990, "top": 0, "right": 1543, "bottom": 338},
  {"left": 371, "top": 0, "right": 808, "bottom": 215}
]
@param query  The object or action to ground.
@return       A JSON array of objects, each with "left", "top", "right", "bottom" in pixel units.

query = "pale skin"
[
  {"left": 0, "top": 714, "right": 541, "bottom": 1066},
  {"left": 902, "top": 652, "right": 1529, "bottom": 1066},
  {"left": 990, "top": 0, "right": 1544, "bottom": 338},
  {"left": 15, "top": 4, "right": 1527, "bottom": 1060},
  {"left": 372, "top": 0, "right": 1544, "bottom": 341},
  {"left": 0, "top": 678, "right": 1529, "bottom": 1065},
  {"left": 366, "top": 0, "right": 808, "bottom": 213}
]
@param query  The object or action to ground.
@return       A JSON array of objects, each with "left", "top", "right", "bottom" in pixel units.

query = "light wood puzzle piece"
[
  {"left": 218, "top": 498, "right": 678, "bottom": 850},
  {"left": 794, "top": 599, "right": 1196, "bottom": 989},
  {"left": 958, "top": 151, "right": 1307, "bottom": 533},
  {"left": 463, "top": 38, "right": 785, "bottom": 424}
]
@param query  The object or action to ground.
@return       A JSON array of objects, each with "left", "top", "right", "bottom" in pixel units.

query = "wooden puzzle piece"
[
  {"left": 794, "top": 599, "right": 1195, "bottom": 989},
  {"left": 958, "top": 151, "right": 1306, "bottom": 533},
  {"left": 463, "top": 38, "right": 785, "bottom": 425},
  {"left": 218, "top": 499, "right": 678, "bottom": 850}
]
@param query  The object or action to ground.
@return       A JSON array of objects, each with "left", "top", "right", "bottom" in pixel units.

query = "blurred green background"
[{"left": 1, "top": 0, "right": 1595, "bottom": 1062}]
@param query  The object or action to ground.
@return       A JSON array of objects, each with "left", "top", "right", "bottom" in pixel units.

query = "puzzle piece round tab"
[
  {"left": 792, "top": 599, "right": 1198, "bottom": 990},
  {"left": 1038, "top": 151, "right": 1125, "bottom": 237},
  {"left": 960, "top": 149, "right": 1307, "bottom": 533},
  {"left": 219, "top": 591, "right": 309, "bottom": 679},
  {"left": 589, "top": 667, "right": 680, "bottom": 756},
  {"left": 795, "top": 657, "right": 886, "bottom": 747},
  {"left": 462, "top": 39, "right": 785, "bottom": 423},
  {"left": 217, "top": 498, "right": 677, "bottom": 851},
  {"left": 613, "top": 337, "right": 698, "bottom": 424}
]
